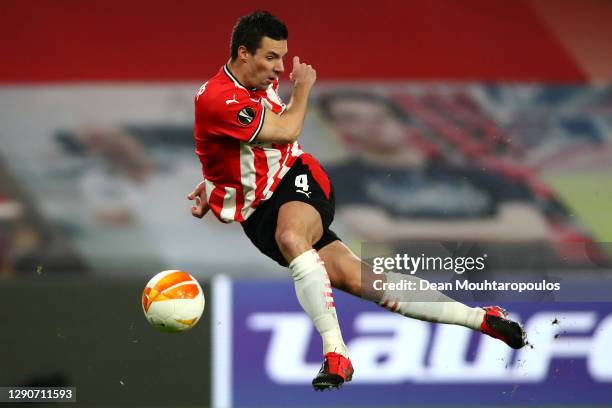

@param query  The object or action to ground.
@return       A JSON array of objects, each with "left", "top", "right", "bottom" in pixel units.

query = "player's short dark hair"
[
  {"left": 318, "top": 90, "right": 410, "bottom": 124},
  {"left": 230, "top": 11, "right": 288, "bottom": 61}
]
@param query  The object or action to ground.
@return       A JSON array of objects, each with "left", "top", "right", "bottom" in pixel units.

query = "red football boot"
[
  {"left": 480, "top": 306, "right": 526, "bottom": 349},
  {"left": 312, "top": 352, "right": 354, "bottom": 391}
]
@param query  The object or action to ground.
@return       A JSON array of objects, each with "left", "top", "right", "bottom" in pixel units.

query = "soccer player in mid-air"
[{"left": 188, "top": 11, "right": 526, "bottom": 391}]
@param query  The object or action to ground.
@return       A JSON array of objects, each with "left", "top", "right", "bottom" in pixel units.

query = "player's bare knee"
[{"left": 275, "top": 227, "right": 309, "bottom": 260}]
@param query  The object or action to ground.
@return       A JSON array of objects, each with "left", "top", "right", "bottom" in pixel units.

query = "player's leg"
[
  {"left": 319, "top": 240, "right": 526, "bottom": 349},
  {"left": 275, "top": 201, "right": 353, "bottom": 389},
  {"left": 319, "top": 241, "right": 484, "bottom": 328}
]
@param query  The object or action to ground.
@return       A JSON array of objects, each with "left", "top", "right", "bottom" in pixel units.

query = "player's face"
[
  {"left": 327, "top": 99, "right": 407, "bottom": 154},
  {"left": 246, "top": 36, "right": 287, "bottom": 90}
]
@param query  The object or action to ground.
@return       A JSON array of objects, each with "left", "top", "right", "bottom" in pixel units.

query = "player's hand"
[
  {"left": 289, "top": 56, "right": 316, "bottom": 89},
  {"left": 187, "top": 180, "right": 210, "bottom": 219}
]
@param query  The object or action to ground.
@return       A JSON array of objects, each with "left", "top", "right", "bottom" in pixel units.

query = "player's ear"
[{"left": 237, "top": 45, "right": 250, "bottom": 63}]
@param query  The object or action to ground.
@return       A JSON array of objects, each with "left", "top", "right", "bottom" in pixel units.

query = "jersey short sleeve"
[{"left": 207, "top": 91, "right": 266, "bottom": 143}]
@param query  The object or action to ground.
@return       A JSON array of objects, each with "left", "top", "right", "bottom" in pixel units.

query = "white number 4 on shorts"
[{"left": 295, "top": 174, "right": 309, "bottom": 191}]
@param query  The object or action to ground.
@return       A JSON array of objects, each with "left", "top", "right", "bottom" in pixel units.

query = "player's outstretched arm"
[
  {"left": 187, "top": 180, "right": 210, "bottom": 219},
  {"left": 257, "top": 56, "right": 316, "bottom": 144}
]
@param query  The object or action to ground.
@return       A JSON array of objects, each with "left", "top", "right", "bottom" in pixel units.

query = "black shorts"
[{"left": 241, "top": 154, "right": 340, "bottom": 267}]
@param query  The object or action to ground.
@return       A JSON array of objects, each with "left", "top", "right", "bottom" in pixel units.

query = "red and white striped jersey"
[{"left": 194, "top": 65, "right": 303, "bottom": 223}]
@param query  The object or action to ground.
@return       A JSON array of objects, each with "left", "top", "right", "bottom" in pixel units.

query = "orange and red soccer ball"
[{"left": 142, "top": 270, "right": 205, "bottom": 332}]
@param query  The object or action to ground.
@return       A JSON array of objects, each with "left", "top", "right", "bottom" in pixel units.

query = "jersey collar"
[{"left": 223, "top": 64, "right": 257, "bottom": 92}]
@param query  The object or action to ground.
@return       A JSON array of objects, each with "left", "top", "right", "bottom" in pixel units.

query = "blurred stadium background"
[{"left": 1, "top": 0, "right": 612, "bottom": 406}]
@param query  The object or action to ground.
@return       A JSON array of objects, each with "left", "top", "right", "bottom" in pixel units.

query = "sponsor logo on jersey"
[{"left": 237, "top": 106, "right": 256, "bottom": 125}]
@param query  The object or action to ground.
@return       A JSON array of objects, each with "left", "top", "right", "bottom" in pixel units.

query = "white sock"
[
  {"left": 290, "top": 249, "right": 349, "bottom": 357},
  {"left": 378, "top": 272, "right": 485, "bottom": 330}
]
